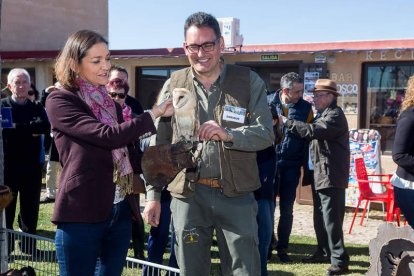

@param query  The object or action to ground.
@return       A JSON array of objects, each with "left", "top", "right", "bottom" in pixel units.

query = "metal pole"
[{"left": 0, "top": 210, "right": 8, "bottom": 273}]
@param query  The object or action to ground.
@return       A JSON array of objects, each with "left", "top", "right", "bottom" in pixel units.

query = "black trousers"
[
  {"left": 131, "top": 194, "right": 145, "bottom": 258},
  {"left": 5, "top": 162, "right": 42, "bottom": 253},
  {"left": 311, "top": 185, "right": 349, "bottom": 266}
]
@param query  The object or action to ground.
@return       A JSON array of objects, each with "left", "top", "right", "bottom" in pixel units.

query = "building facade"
[
  {"left": 2, "top": 39, "right": 414, "bottom": 176},
  {"left": 0, "top": 0, "right": 108, "bottom": 89}
]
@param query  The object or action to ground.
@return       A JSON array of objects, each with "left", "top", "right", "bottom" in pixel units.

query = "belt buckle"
[{"left": 210, "top": 178, "right": 220, "bottom": 188}]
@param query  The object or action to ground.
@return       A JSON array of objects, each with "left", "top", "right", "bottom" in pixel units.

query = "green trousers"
[{"left": 171, "top": 184, "right": 260, "bottom": 276}]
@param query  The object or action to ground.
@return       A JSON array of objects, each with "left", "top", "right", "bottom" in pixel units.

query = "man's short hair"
[
  {"left": 280, "top": 72, "right": 302, "bottom": 90},
  {"left": 7, "top": 68, "right": 31, "bottom": 84},
  {"left": 109, "top": 64, "right": 128, "bottom": 79},
  {"left": 184, "top": 12, "right": 221, "bottom": 39}
]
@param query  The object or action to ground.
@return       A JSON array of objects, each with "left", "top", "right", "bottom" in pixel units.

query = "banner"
[{"left": 346, "top": 129, "right": 382, "bottom": 207}]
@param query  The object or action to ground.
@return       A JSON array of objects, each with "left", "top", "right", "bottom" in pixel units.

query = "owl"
[{"left": 171, "top": 88, "right": 198, "bottom": 143}]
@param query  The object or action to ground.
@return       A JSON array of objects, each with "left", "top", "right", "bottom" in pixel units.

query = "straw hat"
[{"left": 313, "top": 79, "right": 340, "bottom": 96}]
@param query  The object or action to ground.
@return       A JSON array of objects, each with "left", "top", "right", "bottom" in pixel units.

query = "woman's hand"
[{"left": 151, "top": 98, "right": 173, "bottom": 118}]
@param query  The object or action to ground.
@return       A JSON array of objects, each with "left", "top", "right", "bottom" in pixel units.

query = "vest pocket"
[{"left": 224, "top": 150, "right": 260, "bottom": 194}]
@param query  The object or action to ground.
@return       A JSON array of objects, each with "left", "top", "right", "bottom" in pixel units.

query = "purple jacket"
[{"left": 46, "top": 89, "right": 156, "bottom": 224}]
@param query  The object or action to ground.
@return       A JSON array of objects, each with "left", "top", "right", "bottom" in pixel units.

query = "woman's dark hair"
[
  {"left": 106, "top": 78, "right": 129, "bottom": 94},
  {"left": 54, "top": 30, "right": 108, "bottom": 91}
]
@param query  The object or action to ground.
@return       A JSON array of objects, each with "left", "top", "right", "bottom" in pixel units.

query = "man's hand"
[
  {"left": 198, "top": 120, "right": 228, "bottom": 141},
  {"left": 279, "top": 115, "right": 288, "bottom": 124},
  {"left": 143, "top": 200, "right": 161, "bottom": 227}
]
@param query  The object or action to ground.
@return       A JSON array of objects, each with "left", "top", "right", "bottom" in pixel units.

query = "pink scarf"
[
  {"left": 122, "top": 104, "right": 133, "bottom": 122},
  {"left": 78, "top": 78, "right": 133, "bottom": 196}
]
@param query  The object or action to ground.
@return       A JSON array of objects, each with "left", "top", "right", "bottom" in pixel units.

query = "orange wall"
[{"left": 0, "top": 0, "right": 108, "bottom": 51}]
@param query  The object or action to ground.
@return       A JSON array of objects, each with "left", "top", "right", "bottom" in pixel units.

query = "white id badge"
[{"left": 222, "top": 105, "right": 246, "bottom": 124}]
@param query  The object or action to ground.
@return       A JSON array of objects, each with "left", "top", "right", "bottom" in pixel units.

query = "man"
[
  {"left": 109, "top": 65, "right": 144, "bottom": 115},
  {"left": 285, "top": 79, "right": 350, "bottom": 275},
  {"left": 2, "top": 68, "right": 50, "bottom": 254},
  {"left": 269, "top": 72, "right": 313, "bottom": 262},
  {"left": 143, "top": 12, "right": 274, "bottom": 275}
]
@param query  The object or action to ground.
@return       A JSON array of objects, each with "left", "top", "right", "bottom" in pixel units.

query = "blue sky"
[{"left": 108, "top": 0, "right": 413, "bottom": 50}]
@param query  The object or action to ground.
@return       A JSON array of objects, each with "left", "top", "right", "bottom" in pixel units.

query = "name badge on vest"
[{"left": 223, "top": 105, "right": 246, "bottom": 124}]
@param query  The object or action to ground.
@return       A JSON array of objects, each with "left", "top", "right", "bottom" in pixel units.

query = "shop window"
[
  {"left": 363, "top": 62, "right": 414, "bottom": 153},
  {"left": 135, "top": 67, "right": 183, "bottom": 110}
]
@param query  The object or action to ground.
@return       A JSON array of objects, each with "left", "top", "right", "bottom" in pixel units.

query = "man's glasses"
[
  {"left": 185, "top": 38, "right": 220, "bottom": 54},
  {"left": 109, "top": 92, "right": 126, "bottom": 99},
  {"left": 28, "top": 91, "right": 35, "bottom": 96}
]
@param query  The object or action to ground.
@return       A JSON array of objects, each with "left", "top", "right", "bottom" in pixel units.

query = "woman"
[
  {"left": 46, "top": 30, "right": 173, "bottom": 276},
  {"left": 106, "top": 78, "right": 131, "bottom": 118},
  {"left": 392, "top": 75, "right": 414, "bottom": 228},
  {"left": 106, "top": 77, "right": 146, "bottom": 260}
]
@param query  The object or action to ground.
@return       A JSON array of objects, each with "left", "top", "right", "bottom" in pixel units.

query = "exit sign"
[{"left": 261, "top": 54, "right": 279, "bottom": 61}]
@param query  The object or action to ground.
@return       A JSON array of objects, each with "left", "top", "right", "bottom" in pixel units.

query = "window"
[
  {"left": 135, "top": 67, "right": 184, "bottom": 110},
  {"left": 362, "top": 62, "right": 414, "bottom": 153}
]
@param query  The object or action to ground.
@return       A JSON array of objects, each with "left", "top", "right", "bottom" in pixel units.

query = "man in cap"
[{"left": 283, "top": 79, "right": 350, "bottom": 275}]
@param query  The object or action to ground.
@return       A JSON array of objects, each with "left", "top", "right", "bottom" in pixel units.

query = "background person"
[
  {"left": 28, "top": 84, "right": 47, "bottom": 174},
  {"left": 255, "top": 144, "right": 277, "bottom": 275},
  {"left": 2, "top": 68, "right": 50, "bottom": 255},
  {"left": 109, "top": 65, "right": 144, "bottom": 115},
  {"left": 107, "top": 69, "right": 148, "bottom": 261},
  {"left": 391, "top": 75, "right": 414, "bottom": 228},
  {"left": 143, "top": 189, "right": 178, "bottom": 275},
  {"left": 40, "top": 138, "right": 61, "bottom": 203},
  {"left": 269, "top": 72, "right": 313, "bottom": 262},
  {"left": 106, "top": 77, "right": 147, "bottom": 260},
  {"left": 285, "top": 79, "right": 350, "bottom": 275},
  {"left": 254, "top": 95, "right": 281, "bottom": 275},
  {"left": 40, "top": 85, "right": 61, "bottom": 204},
  {"left": 46, "top": 29, "right": 172, "bottom": 276},
  {"left": 143, "top": 12, "right": 274, "bottom": 275}
]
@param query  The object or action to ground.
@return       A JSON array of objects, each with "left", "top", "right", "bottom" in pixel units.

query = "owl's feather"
[{"left": 171, "top": 88, "right": 198, "bottom": 143}]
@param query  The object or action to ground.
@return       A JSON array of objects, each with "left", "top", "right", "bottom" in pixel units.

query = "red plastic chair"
[
  {"left": 386, "top": 186, "right": 407, "bottom": 226},
  {"left": 348, "top": 157, "right": 394, "bottom": 234}
]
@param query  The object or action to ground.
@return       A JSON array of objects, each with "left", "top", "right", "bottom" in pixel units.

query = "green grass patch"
[{"left": 29, "top": 202, "right": 370, "bottom": 275}]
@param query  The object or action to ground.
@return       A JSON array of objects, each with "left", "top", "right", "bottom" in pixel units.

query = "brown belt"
[{"left": 197, "top": 178, "right": 222, "bottom": 189}]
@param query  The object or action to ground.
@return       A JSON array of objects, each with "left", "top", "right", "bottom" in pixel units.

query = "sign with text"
[
  {"left": 261, "top": 54, "right": 279, "bottom": 61},
  {"left": 1, "top": 107, "right": 13, "bottom": 128}
]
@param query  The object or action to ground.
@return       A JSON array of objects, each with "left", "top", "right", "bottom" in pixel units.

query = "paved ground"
[{"left": 284, "top": 202, "right": 390, "bottom": 245}]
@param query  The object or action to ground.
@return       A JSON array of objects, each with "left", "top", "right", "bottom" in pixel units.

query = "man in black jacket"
[
  {"left": 270, "top": 72, "right": 313, "bottom": 262},
  {"left": 285, "top": 79, "right": 350, "bottom": 276},
  {"left": 3, "top": 68, "right": 50, "bottom": 255}
]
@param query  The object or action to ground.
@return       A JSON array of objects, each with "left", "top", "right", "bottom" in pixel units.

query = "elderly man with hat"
[{"left": 284, "top": 79, "right": 350, "bottom": 275}]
